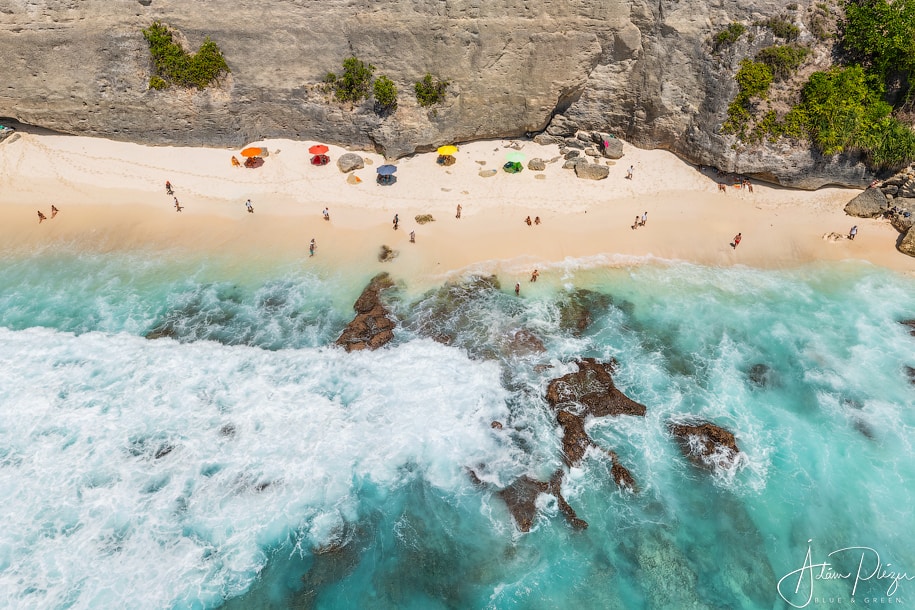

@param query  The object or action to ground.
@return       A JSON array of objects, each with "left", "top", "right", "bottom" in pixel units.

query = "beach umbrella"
[
  {"left": 505, "top": 151, "right": 525, "bottom": 163},
  {"left": 241, "top": 147, "right": 264, "bottom": 158},
  {"left": 437, "top": 145, "right": 458, "bottom": 156},
  {"left": 309, "top": 144, "right": 329, "bottom": 155},
  {"left": 377, "top": 165, "right": 398, "bottom": 176}
]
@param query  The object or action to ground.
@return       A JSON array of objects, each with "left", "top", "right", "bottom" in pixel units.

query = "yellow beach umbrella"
[{"left": 437, "top": 145, "right": 458, "bottom": 156}]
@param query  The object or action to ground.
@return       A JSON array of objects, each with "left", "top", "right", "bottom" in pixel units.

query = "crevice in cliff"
[{"left": 0, "top": 117, "right": 71, "bottom": 136}]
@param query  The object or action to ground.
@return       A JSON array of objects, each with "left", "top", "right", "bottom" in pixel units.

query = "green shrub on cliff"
[
  {"left": 325, "top": 57, "right": 375, "bottom": 104},
  {"left": 414, "top": 74, "right": 450, "bottom": 107},
  {"left": 843, "top": 0, "right": 915, "bottom": 104},
  {"left": 141, "top": 22, "right": 229, "bottom": 90},
  {"left": 723, "top": 60, "right": 773, "bottom": 137},
  {"left": 797, "top": 66, "right": 915, "bottom": 166},
  {"left": 756, "top": 44, "right": 809, "bottom": 81},
  {"left": 760, "top": 17, "right": 800, "bottom": 41},
  {"left": 713, "top": 23, "right": 746, "bottom": 52},
  {"left": 373, "top": 75, "right": 398, "bottom": 114}
]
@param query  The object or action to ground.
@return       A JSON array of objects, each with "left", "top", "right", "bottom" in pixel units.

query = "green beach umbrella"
[{"left": 505, "top": 151, "right": 525, "bottom": 163}]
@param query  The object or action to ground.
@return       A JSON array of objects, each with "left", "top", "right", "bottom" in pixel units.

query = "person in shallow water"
[{"left": 309, "top": 238, "right": 316, "bottom": 257}]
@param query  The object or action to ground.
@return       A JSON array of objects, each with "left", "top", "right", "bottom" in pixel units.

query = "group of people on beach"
[
  {"left": 631, "top": 211, "right": 648, "bottom": 230},
  {"left": 524, "top": 215, "right": 541, "bottom": 226},
  {"left": 37, "top": 205, "right": 59, "bottom": 223}
]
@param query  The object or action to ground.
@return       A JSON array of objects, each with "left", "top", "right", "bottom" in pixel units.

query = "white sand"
[{"left": 1, "top": 133, "right": 912, "bottom": 285}]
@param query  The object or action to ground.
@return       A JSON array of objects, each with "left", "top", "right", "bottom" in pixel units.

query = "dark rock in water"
[
  {"left": 905, "top": 365, "right": 915, "bottom": 385},
  {"left": 498, "top": 476, "right": 545, "bottom": 532},
  {"left": 853, "top": 418, "right": 875, "bottom": 440},
  {"left": 153, "top": 443, "right": 174, "bottom": 460},
  {"left": 219, "top": 423, "right": 236, "bottom": 437},
  {"left": 668, "top": 420, "right": 740, "bottom": 471},
  {"left": 557, "top": 288, "right": 612, "bottom": 335},
  {"left": 336, "top": 273, "right": 396, "bottom": 352},
  {"left": 556, "top": 409, "right": 639, "bottom": 491},
  {"left": 557, "top": 410, "right": 592, "bottom": 466},
  {"left": 497, "top": 470, "right": 588, "bottom": 532},
  {"left": 844, "top": 187, "right": 888, "bottom": 218},
  {"left": 747, "top": 363, "right": 777, "bottom": 388},
  {"left": 546, "top": 358, "right": 646, "bottom": 417},
  {"left": 506, "top": 329, "right": 546, "bottom": 355},
  {"left": 901, "top": 319, "right": 915, "bottom": 336},
  {"left": 608, "top": 450, "right": 637, "bottom": 492},
  {"left": 490, "top": 421, "right": 503, "bottom": 430},
  {"left": 145, "top": 327, "right": 178, "bottom": 340}
]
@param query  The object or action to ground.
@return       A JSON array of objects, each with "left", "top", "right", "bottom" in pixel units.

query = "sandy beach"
[{"left": 2, "top": 132, "right": 912, "bottom": 287}]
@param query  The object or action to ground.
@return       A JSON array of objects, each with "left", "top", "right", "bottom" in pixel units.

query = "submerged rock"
[
  {"left": 747, "top": 363, "right": 778, "bottom": 388},
  {"left": 335, "top": 273, "right": 396, "bottom": 352},
  {"left": 556, "top": 409, "right": 638, "bottom": 491},
  {"left": 556, "top": 288, "right": 612, "bottom": 335},
  {"left": 668, "top": 420, "right": 740, "bottom": 471},
  {"left": 546, "top": 358, "right": 647, "bottom": 417},
  {"left": 901, "top": 319, "right": 915, "bottom": 336},
  {"left": 905, "top": 365, "right": 915, "bottom": 386}
]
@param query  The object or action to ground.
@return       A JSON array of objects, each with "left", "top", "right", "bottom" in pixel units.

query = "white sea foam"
[{"left": 0, "top": 328, "right": 515, "bottom": 609}]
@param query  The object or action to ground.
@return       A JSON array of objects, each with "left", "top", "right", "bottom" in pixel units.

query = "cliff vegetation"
[{"left": 142, "top": 22, "right": 229, "bottom": 90}]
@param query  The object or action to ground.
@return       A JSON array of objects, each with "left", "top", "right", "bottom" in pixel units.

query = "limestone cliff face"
[{"left": 0, "top": 0, "right": 864, "bottom": 188}]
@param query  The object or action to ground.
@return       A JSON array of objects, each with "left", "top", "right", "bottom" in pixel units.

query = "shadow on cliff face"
[{"left": 0, "top": 117, "right": 72, "bottom": 136}]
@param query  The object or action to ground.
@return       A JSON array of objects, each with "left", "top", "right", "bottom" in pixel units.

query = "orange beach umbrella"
[
  {"left": 241, "top": 147, "right": 264, "bottom": 158},
  {"left": 309, "top": 144, "right": 329, "bottom": 155}
]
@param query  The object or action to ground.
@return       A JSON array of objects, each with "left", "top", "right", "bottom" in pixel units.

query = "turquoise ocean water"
[{"left": 1, "top": 245, "right": 914, "bottom": 609}]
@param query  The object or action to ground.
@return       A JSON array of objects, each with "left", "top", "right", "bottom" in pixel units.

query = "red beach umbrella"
[{"left": 309, "top": 144, "right": 329, "bottom": 155}]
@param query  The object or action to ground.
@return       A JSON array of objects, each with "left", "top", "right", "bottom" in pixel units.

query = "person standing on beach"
[
  {"left": 174, "top": 198, "right": 183, "bottom": 212},
  {"left": 51, "top": 205, "right": 59, "bottom": 219},
  {"left": 246, "top": 199, "right": 254, "bottom": 214},
  {"left": 632, "top": 215, "right": 640, "bottom": 230},
  {"left": 530, "top": 269, "right": 539, "bottom": 282},
  {"left": 165, "top": 180, "right": 173, "bottom": 195},
  {"left": 534, "top": 216, "right": 541, "bottom": 225},
  {"left": 641, "top": 211, "right": 647, "bottom": 226},
  {"left": 525, "top": 216, "right": 532, "bottom": 226},
  {"left": 409, "top": 230, "right": 415, "bottom": 243},
  {"left": 309, "top": 238, "right": 316, "bottom": 256},
  {"left": 626, "top": 165, "right": 633, "bottom": 180},
  {"left": 456, "top": 204, "right": 462, "bottom": 219},
  {"left": 37, "top": 210, "right": 47, "bottom": 223},
  {"left": 323, "top": 207, "right": 330, "bottom": 221},
  {"left": 393, "top": 214, "right": 399, "bottom": 230},
  {"left": 849, "top": 225, "right": 858, "bottom": 240},
  {"left": 515, "top": 282, "right": 520, "bottom": 296},
  {"left": 732, "top": 233, "right": 742, "bottom": 249}
]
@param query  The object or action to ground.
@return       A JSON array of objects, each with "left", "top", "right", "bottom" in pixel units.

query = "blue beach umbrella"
[{"left": 377, "top": 165, "right": 398, "bottom": 176}]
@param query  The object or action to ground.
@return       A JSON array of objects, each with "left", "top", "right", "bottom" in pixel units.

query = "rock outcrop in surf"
[{"left": 335, "top": 273, "right": 396, "bottom": 352}]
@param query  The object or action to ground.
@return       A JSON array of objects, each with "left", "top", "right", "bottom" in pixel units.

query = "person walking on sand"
[
  {"left": 393, "top": 214, "right": 399, "bottom": 230},
  {"left": 641, "top": 211, "right": 647, "bottom": 227},
  {"left": 534, "top": 216, "right": 541, "bottom": 225},
  {"left": 525, "top": 216, "right": 532, "bottom": 226},
  {"left": 515, "top": 282, "right": 520, "bottom": 296},
  {"left": 409, "top": 230, "right": 415, "bottom": 243},
  {"left": 631, "top": 215, "right": 640, "bottom": 230},
  {"left": 165, "top": 180, "right": 173, "bottom": 195},
  {"left": 309, "top": 238, "right": 316, "bottom": 257},
  {"left": 246, "top": 199, "right": 254, "bottom": 214},
  {"left": 456, "top": 204, "right": 462, "bottom": 219},
  {"left": 174, "top": 198, "right": 183, "bottom": 212},
  {"left": 530, "top": 269, "right": 539, "bottom": 282},
  {"left": 849, "top": 225, "right": 858, "bottom": 240},
  {"left": 732, "top": 233, "right": 742, "bottom": 249},
  {"left": 626, "top": 165, "right": 633, "bottom": 180},
  {"left": 323, "top": 207, "right": 330, "bottom": 221},
  {"left": 37, "top": 210, "right": 47, "bottom": 223},
  {"left": 51, "top": 205, "right": 59, "bottom": 219}
]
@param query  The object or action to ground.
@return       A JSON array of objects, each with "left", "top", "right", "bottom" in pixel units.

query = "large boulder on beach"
[
  {"left": 844, "top": 188, "right": 887, "bottom": 218},
  {"left": 668, "top": 420, "right": 740, "bottom": 471},
  {"left": 528, "top": 158, "right": 546, "bottom": 171},
  {"left": 336, "top": 273, "right": 396, "bottom": 351},
  {"left": 601, "top": 138, "right": 624, "bottom": 159},
  {"left": 898, "top": 226, "right": 915, "bottom": 258},
  {"left": 336, "top": 153, "right": 364, "bottom": 173},
  {"left": 574, "top": 162, "right": 610, "bottom": 180}
]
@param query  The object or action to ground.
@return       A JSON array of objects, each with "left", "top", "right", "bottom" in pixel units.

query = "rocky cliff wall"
[{"left": 0, "top": 0, "right": 868, "bottom": 188}]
